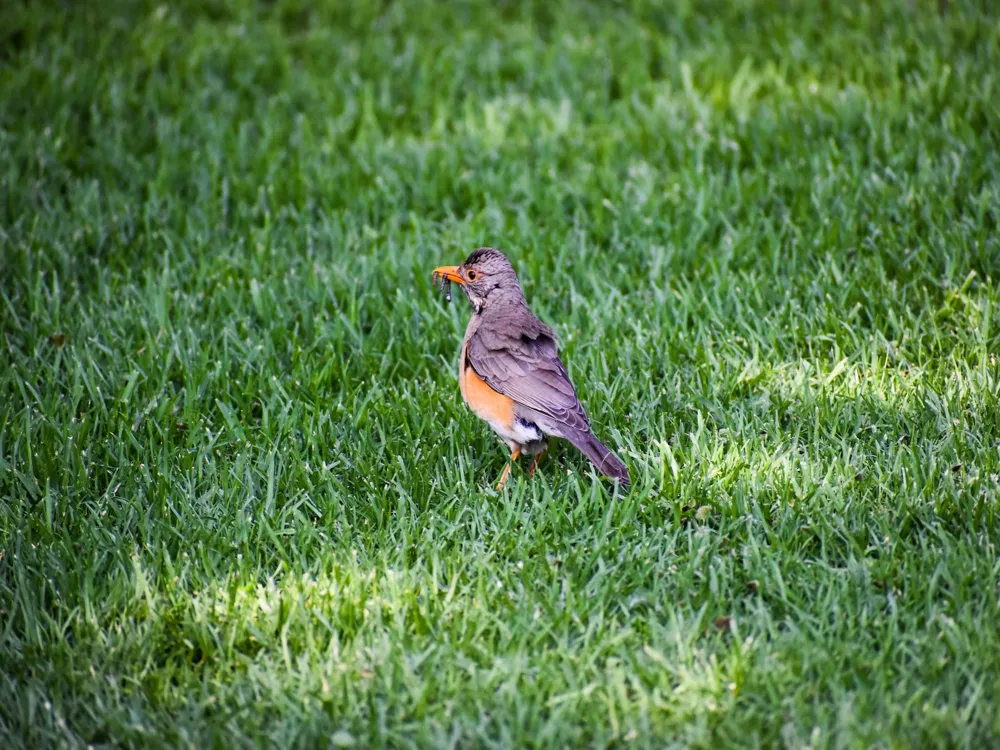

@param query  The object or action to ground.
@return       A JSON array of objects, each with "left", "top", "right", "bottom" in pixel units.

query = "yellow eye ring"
[{"left": 466, "top": 270, "right": 477, "bottom": 281}]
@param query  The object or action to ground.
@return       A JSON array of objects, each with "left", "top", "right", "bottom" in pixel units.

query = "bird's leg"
[
  {"left": 496, "top": 446, "right": 521, "bottom": 490},
  {"left": 528, "top": 447, "right": 547, "bottom": 477}
]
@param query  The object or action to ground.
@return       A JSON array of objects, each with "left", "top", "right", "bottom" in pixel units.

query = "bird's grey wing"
[{"left": 466, "top": 318, "right": 591, "bottom": 437}]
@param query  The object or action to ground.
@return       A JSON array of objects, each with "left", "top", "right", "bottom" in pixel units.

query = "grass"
[{"left": 2, "top": 0, "right": 1000, "bottom": 746}]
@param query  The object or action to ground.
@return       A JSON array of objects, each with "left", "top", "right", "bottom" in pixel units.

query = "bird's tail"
[{"left": 567, "top": 432, "right": 630, "bottom": 486}]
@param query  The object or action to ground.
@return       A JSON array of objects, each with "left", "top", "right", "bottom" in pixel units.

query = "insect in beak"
[{"left": 432, "top": 265, "right": 464, "bottom": 302}]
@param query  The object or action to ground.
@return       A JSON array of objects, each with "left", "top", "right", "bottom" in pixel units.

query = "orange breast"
[{"left": 459, "top": 340, "right": 515, "bottom": 430}]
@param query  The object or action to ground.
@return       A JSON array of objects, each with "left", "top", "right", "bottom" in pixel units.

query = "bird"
[{"left": 432, "top": 247, "right": 630, "bottom": 490}]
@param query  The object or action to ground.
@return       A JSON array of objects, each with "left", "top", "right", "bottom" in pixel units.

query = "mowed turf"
[{"left": 2, "top": 0, "right": 1000, "bottom": 746}]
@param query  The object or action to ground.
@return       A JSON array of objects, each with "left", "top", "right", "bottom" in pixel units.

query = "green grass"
[{"left": 2, "top": 0, "right": 1000, "bottom": 746}]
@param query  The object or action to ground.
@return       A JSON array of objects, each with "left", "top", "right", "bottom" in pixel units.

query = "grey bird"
[{"left": 432, "top": 247, "right": 630, "bottom": 489}]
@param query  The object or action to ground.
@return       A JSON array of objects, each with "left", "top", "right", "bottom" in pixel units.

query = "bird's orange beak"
[{"left": 432, "top": 265, "right": 465, "bottom": 284}]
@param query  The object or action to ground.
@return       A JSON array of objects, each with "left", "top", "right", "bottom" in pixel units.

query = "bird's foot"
[
  {"left": 495, "top": 447, "right": 521, "bottom": 490},
  {"left": 527, "top": 448, "right": 547, "bottom": 478},
  {"left": 495, "top": 463, "right": 513, "bottom": 490}
]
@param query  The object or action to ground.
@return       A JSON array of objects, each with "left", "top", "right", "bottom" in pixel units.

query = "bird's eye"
[{"left": 466, "top": 270, "right": 477, "bottom": 281}]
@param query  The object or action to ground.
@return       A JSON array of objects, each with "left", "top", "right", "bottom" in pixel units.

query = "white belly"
[{"left": 489, "top": 415, "right": 544, "bottom": 447}]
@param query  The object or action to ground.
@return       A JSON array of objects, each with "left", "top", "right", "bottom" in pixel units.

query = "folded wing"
[{"left": 465, "top": 318, "right": 591, "bottom": 438}]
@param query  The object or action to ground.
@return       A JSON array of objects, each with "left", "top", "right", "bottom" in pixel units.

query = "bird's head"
[{"left": 432, "top": 247, "right": 522, "bottom": 312}]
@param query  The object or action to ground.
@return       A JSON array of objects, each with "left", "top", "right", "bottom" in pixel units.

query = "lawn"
[{"left": 2, "top": 0, "right": 1000, "bottom": 746}]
